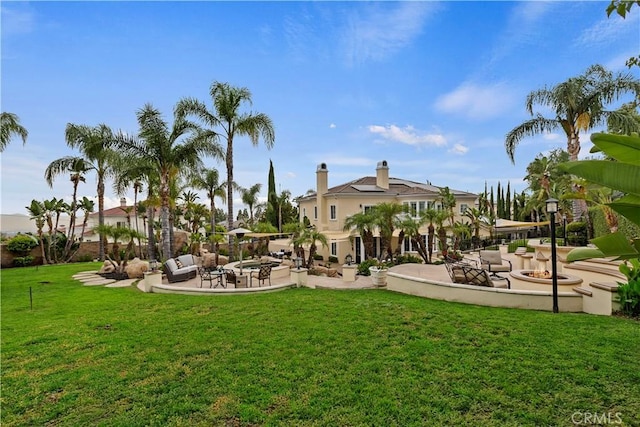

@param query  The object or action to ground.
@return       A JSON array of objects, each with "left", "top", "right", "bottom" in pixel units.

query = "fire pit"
[{"left": 510, "top": 270, "right": 582, "bottom": 286}]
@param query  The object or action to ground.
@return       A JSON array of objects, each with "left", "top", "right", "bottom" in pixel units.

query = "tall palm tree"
[
  {"left": 437, "top": 187, "right": 457, "bottom": 227},
  {"left": 190, "top": 167, "right": 227, "bottom": 251},
  {"left": 343, "top": 210, "right": 376, "bottom": 260},
  {"left": 62, "top": 123, "right": 120, "bottom": 261},
  {"left": 292, "top": 227, "right": 328, "bottom": 268},
  {"left": 420, "top": 208, "right": 439, "bottom": 263},
  {"left": 372, "top": 202, "right": 405, "bottom": 261},
  {"left": 44, "top": 157, "right": 90, "bottom": 262},
  {"left": 506, "top": 65, "right": 640, "bottom": 218},
  {"left": 176, "top": 81, "right": 275, "bottom": 260},
  {"left": 0, "top": 112, "right": 28, "bottom": 152},
  {"left": 241, "top": 183, "right": 262, "bottom": 226},
  {"left": 113, "top": 103, "right": 221, "bottom": 258}
]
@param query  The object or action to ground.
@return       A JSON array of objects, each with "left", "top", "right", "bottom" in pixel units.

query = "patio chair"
[
  {"left": 199, "top": 266, "right": 225, "bottom": 288},
  {"left": 250, "top": 264, "right": 272, "bottom": 287},
  {"left": 225, "top": 269, "right": 237, "bottom": 287},
  {"left": 479, "top": 250, "right": 512, "bottom": 277},
  {"left": 461, "top": 264, "right": 510, "bottom": 289}
]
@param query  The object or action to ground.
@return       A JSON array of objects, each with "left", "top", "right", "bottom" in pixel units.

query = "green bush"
[
  {"left": 313, "top": 253, "right": 324, "bottom": 261},
  {"left": 13, "top": 256, "right": 35, "bottom": 267},
  {"left": 566, "top": 221, "right": 588, "bottom": 246},
  {"left": 395, "top": 254, "right": 423, "bottom": 265},
  {"left": 507, "top": 240, "right": 533, "bottom": 253},
  {"left": 357, "top": 259, "right": 378, "bottom": 276},
  {"left": 328, "top": 256, "right": 339, "bottom": 264},
  {"left": 7, "top": 234, "right": 38, "bottom": 256}
]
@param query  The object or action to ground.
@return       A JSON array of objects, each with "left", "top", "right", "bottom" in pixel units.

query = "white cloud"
[
  {"left": 367, "top": 124, "right": 446, "bottom": 147},
  {"left": 542, "top": 132, "right": 561, "bottom": 141},
  {"left": 329, "top": 123, "right": 336, "bottom": 129},
  {"left": 0, "top": 4, "right": 35, "bottom": 36},
  {"left": 448, "top": 144, "right": 469, "bottom": 155},
  {"left": 435, "top": 82, "right": 516, "bottom": 120},
  {"left": 576, "top": 13, "right": 639, "bottom": 48},
  {"left": 343, "top": 2, "right": 437, "bottom": 66}
]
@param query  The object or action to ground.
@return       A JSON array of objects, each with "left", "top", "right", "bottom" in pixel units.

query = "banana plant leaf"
[
  {"left": 566, "top": 232, "right": 640, "bottom": 262},
  {"left": 608, "top": 195, "right": 640, "bottom": 228},
  {"left": 589, "top": 133, "right": 640, "bottom": 166},
  {"left": 559, "top": 161, "right": 640, "bottom": 197}
]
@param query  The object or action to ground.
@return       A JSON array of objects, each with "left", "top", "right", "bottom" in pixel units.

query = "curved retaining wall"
[
  {"left": 386, "top": 271, "right": 583, "bottom": 312},
  {"left": 150, "top": 282, "right": 296, "bottom": 295}
]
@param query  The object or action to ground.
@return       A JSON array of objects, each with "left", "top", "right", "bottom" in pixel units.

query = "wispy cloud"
[
  {"left": 342, "top": 2, "right": 437, "bottom": 66},
  {"left": 368, "top": 124, "right": 446, "bottom": 147},
  {"left": 576, "top": 12, "right": 639, "bottom": 48},
  {"left": 448, "top": 144, "right": 469, "bottom": 155},
  {"left": 1, "top": 4, "right": 36, "bottom": 36},
  {"left": 435, "top": 82, "right": 517, "bottom": 120}
]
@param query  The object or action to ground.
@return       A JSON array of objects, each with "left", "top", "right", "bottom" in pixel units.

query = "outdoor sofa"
[{"left": 164, "top": 254, "right": 198, "bottom": 283}]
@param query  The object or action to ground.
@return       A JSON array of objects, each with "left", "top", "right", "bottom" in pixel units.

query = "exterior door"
[{"left": 355, "top": 237, "right": 362, "bottom": 264}]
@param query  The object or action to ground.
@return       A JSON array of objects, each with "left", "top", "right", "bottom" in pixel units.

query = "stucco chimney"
[
  {"left": 316, "top": 163, "right": 328, "bottom": 229},
  {"left": 376, "top": 160, "right": 389, "bottom": 189},
  {"left": 120, "top": 197, "right": 127, "bottom": 207}
]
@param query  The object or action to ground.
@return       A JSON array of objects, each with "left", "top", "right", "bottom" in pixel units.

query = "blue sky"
[{"left": 1, "top": 1, "right": 638, "bottom": 216}]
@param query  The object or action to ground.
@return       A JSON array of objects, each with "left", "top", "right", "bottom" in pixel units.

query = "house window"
[
  {"left": 363, "top": 205, "right": 374, "bottom": 214},
  {"left": 331, "top": 242, "right": 337, "bottom": 256},
  {"left": 303, "top": 208, "right": 306, "bottom": 218},
  {"left": 314, "top": 206, "right": 317, "bottom": 220},
  {"left": 116, "top": 221, "right": 126, "bottom": 228},
  {"left": 330, "top": 205, "right": 337, "bottom": 220},
  {"left": 460, "top": 204, "right": 469, "bottom": 214}
]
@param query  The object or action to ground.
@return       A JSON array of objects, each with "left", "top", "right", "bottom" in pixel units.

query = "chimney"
[
  {"left": 376, "top": 160, "right": 389, "bottom": 189},
  {"left": 120, "top": 197, "right": 127, "bottom": 207},
  {"left": 316, "top": 163, "right": 328, "bottom": 229}
]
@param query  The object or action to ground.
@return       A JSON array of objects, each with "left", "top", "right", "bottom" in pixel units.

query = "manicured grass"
[{"left": 2, "top": 263, "right": 639, "bottom": 426}]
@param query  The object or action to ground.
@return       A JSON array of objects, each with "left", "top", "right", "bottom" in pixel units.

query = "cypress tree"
[
  {"left": 497, "top": 182, "right": 502, "bottom": 218},
  {"left": 505, "top": 182, "right": 511, "bottom": 220},
  {"left": 267, "top": 160, "right": 277, "bottom": 227}
]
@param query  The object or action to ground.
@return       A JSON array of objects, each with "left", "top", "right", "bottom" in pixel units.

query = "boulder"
[
  {"left": 327, "top": 268, "right": 338, "bottom": 278},
  {"left": 311, "top": 266, "right": 329, "bottom": 276},
  {"left": 98, "top": 261, "right": 115, "bottom": 274},
  {"left": 202, "top": 253, "right": 216, "bottom": 268},
  {"left": 281, "top": 259, "right": 294, "bottom": 268},
  {"left": 125, "top": 258, "right": 149, "bottom": 279}
]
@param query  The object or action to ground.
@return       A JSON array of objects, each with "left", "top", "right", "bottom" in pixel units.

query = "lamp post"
[
  {"left": 546, "top": 198, "right": 559, "bottom": 313},
  {"left": 295, "top": 256, "right": 302, "bottom": 270},
  {"left": 562, "top": 214, "right": 567, "bottom": 245},
  {"left": 345, "top": 254, "right": 353, "bottom": 266}
]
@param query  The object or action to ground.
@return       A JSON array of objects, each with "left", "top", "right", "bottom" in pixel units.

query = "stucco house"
[
  {"left": 79, "top": 198, "right": 147, "bottom": 242},
  {"left": 297, "top": 160, "right": 479, "bottom": 264}
]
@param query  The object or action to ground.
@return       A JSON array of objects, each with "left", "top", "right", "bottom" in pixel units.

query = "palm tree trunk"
[
  {"left": 98, "top": 178, "right": 106, "bottom": 261},
  {"left": 226, "top": 136, "right": 235, "bottom": 261},
  {"left": 160, "top": 175, "right": 171, "bottom": 259}
]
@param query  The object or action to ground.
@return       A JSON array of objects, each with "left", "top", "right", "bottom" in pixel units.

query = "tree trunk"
[
  {"left": 98, "top": 177, "right": 106, "bottom": 261},
  {"left": 160, "top": 174, "right": 171, "bottom": 259},
  {"left": 226, "top": 136, "right": 234, "bottom": 261}
]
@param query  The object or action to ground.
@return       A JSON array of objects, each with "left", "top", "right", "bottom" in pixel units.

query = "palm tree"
[
  {"left": 420, "top": 208, "right": 439, "bottom": 263},
  {"left": 293, "top": 227, "right": 328, "bottom": 268},
  {"left": 113, "top": 103, "right": 220, "bottom": 258},
  {"left": 64, "top": 123, "right": 121, "bottom": 261},
  {"left": 506, "top": 65, "right": 640, "bottom": 218},
  {"left": 343, "top": 210, "right": 376, "bottom": 260},
  {"left": 241, "top": 183, "right": 262, "bottom": 226},
  {"left": 190, "top": 167, "right": 227, "bottom": 252},
  {"left": 464, "top": 207, "right": 483, "bottom": 248},
  {"left": 437, "top": 187, "right": 456, "bottom": 227},
  {"left": 94, "top": 224, "right": 145, "bottom": 275},
  {"left": 176, "top": 81, "right": 275, "bottom": 260},
  {"left": 372, "top": 202, "right": 405, "bottom": 261},
  {"left": 26, "top": 200, "right": 47, "bottom": 264},
  {"left": 44, "top": 157, "right": 91, "bottom": 262},
  {"left": 0, "top": 112, "right": 28, "bottom": 152}
]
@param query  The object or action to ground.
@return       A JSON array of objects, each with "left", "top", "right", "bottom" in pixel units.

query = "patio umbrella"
[{"left": 228, "top": 228, "right": 253, "bottom": 275}]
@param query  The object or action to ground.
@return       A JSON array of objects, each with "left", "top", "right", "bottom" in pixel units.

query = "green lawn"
[{"left": 2, "top": 263, "right": 639, "bottom": 426}]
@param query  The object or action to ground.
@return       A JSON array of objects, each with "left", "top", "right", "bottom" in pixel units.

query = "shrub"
[
  {"left": 13, "top": 256, "right": 34, "bottom": 267},
  {"left": 328, "top": 256, "right": 339, "bottom": 264},
  {"left": 7, "top": 234, "right": 38, "bottom": 256},
  {"left": 313, "top": 253, "right": 324, "bottom": 261},
  {"left": 507, "top": 239, "right": 533, "bottom": 253},
  {"left": 395, "top": 254, "right": 422, "bottom": 265},
  {"left": 618, "top": 260, "right": 640, "bottom": 317},
  {"left": 566, "top": 221, "right": 588, "bottom": 246},
  {"left": 357, "top": 259, "right": 378, "bottom": 276}
]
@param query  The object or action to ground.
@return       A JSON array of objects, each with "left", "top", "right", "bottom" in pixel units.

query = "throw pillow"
[{"left": 175, "top": 259, "right": 183, "bottom": 269}]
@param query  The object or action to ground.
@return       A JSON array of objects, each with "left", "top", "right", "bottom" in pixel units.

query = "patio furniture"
[
  {"left": 479, "top": 250, "right": 512, "bottom": 277},
  {"left": 462, "top": 264, "right": 510, "bottom": 289},
  {"left": 164, "top": 254, "right": 198, "bottom": 283},
  {"left": 250, "top": 264, "right": 272, "bottom": 287},
  {"left": 199, "top": 267, "right": 225, "bottom": 288},
  {"left": 225, "top": 269, "right": 238, "bottom": 288}
]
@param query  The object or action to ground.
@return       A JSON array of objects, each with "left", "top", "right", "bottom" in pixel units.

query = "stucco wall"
[{"left": 386, "top": 271, "right": 584, "bottom": 312}]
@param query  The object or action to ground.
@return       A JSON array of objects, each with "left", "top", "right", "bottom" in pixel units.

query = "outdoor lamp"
[
  {"left": 295, "top": 256, "right": 302, "bottom": 270},
  {"left": 345, "top": 254, "right": 353, "bottom": 266},
  {"left": 150, "top": 259, "right": 158, "bottom": 272},
  {"left": 546, "top": 198, "right": 559, "bottom": 313}
]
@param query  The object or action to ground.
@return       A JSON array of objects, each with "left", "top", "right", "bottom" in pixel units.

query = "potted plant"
[{"left": 369, "top": 258, "right": 390, "bottom": 287}]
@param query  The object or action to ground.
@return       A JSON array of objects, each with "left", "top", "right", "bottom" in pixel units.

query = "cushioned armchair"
[{"left": 479, "top": 250, "right": 512, "bottom": 276}]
